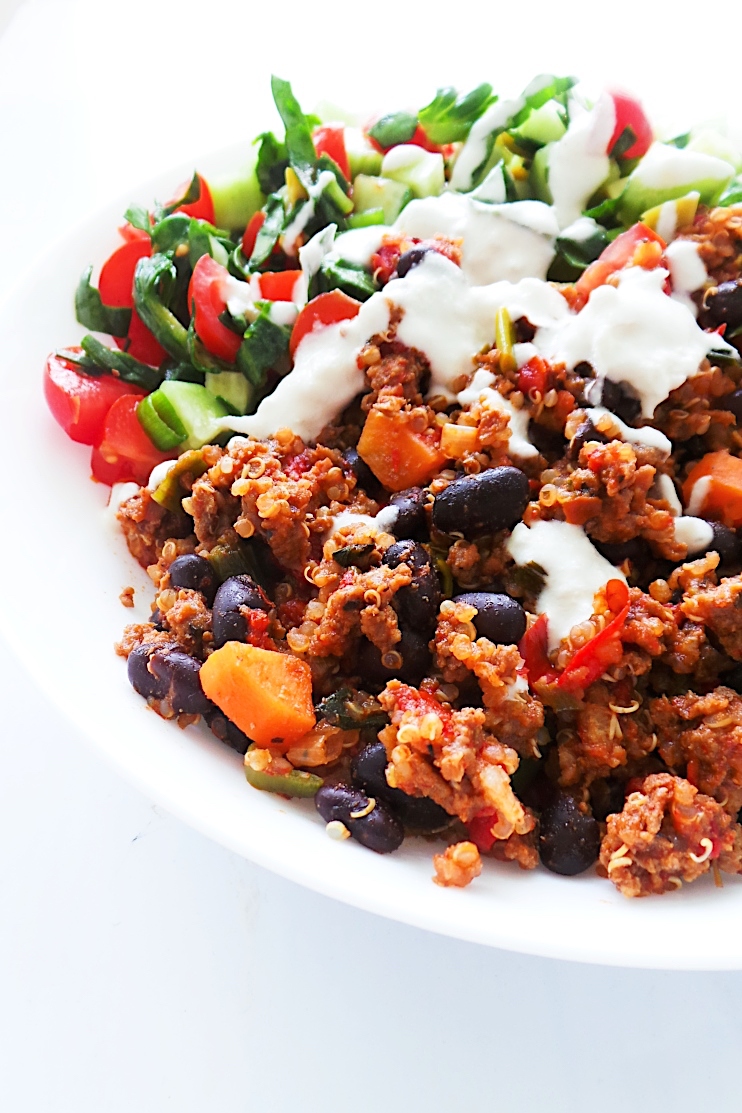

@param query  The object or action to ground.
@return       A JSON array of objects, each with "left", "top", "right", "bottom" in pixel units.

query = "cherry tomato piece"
[
  {"left": 574, "top": 222, "right": 665, "bottom": 308},
  {"left": 99, "top": 239, "right": 167, "bottom": 367},
  {"left": 312, "top": 124, "right": 351, "bottom": 181},
  {"left": 92, "top": 394, "right": 175, "bottom": 486},
  {"left": 189, "top": 254, "right": 241, "bottom": 362},
  {"left": 289, "top": 290, "right": 362, "bottom": 358},
  {"left": 608, "top": 92, "right": 653, "bottom": 161},
  {"left": 43, "top": 349, "right": 145, "bottom": 446},
  {"left": 168, "top": 173, "right": 215, "bottom": 223},
  {"left": 241, "top": 210, "right": 266, "bottom": 258},
  {"left": 258, "top": 270, "right": 302, "bottom": 301}
]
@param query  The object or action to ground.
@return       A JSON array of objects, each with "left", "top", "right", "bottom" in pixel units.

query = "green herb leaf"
[
  {"left": 312, "top": 257, "right": 376, "bottom": 302},
  {"left": 160, "top": 171, "right": 201, "bottom": 219},
  {"left": 75, "top": 266, "right": 131, "bottom": 337},
  {"left": 367, "top": 111, "right": 417, "bottom": 150},
  {"left": 255, "top": 131, "right": 289, "bottom": 195},
  {"left": 610, "top": 125, "right": 637, "bottom": 161},
  {"left": 249, "top": 193, "right": 285, "bottom": 269},
  {"left": 133, "top": 253, "right": 190, "bottom": 363},
  {"left": 79, "top": 334, "right": 163, "bottom": 391},
  {"left": 270, "top": 75, "right": 317, "bottom": 189},
  {"left": 418, "top": 83, "right": 494, "bottom": 144},
  {"left": 331, "top": 542, "right": 375, "bottom": 569},
  {"left": 123, "top": 204, "right": 151, "bottom": 234},
  {"left": 236, "top": 306, "right": 290, "bottom": 390},
  {"left": 316, "top": 687, "right": 389, "bottom": 731}
]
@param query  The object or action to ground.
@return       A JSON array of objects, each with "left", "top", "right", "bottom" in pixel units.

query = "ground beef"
[
  {"left": 557, "top": 680, "right": 657, "bottom": 790},
  {"left": 651, "top": 687, "right": 742, "bottom": 816},
  {"left": 433, "top": 599, "right": 544, "bottom": 757},
  {"left": 308, "top": 562, "right": 412, "bottom": 659},
  {"left": 117, "top": 488, "right": 193, "bottom": 569},
  {"left": 681, "top": 573, "right": 742, "bottom": 660},
  {"left": 598, "top": 772, "right": 737, "bottom": 897}
]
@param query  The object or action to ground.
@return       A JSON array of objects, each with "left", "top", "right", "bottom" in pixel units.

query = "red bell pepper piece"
[
  {"left": 557, "top": 580, "right": 630, "bottom": 693},
  {"left": 518, "top": 614, "right": 559, "bottom": 686},
  {"left": 467, "top": 812, "right": 499, "bottom": 853},
  {"left": 312, "top": 124, "right": 351, "bottom": 181}
]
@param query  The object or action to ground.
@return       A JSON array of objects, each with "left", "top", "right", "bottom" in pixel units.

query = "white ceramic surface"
[{"left": 3, "top": 147, "right": 742, "bottom": 970}]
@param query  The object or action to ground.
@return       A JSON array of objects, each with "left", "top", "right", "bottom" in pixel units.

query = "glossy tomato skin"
[
  {"left": 241, "top": 210, "right": 265, "bottom": 258},
  {"left": 258, "top": 270, "right": 302, "bottom": 301},
  {"left": 312, "top": 125, "right": 351, "bottom": 180},
  {"left": 189, "top": 254, "right": 242, "bottom": 362},
  {"left": 170, "top": 173, "right": 215, "bottom": 223},
  {"left": 92, "top": 394, "right": 175, "bottom": 486},
  {"left": 43, "top": 349, "right": 144, "bottom": 445},
  {"left": 608, "top": 92, "right": 653, "bottom": 160},
  {"left": 289, "top": 290, "right": 362, "bottom": 358},
  {"left": 99, "top": 239, "right": 167, "bottom": 367}
]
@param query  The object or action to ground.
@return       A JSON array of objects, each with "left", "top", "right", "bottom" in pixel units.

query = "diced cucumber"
[
  {"left": 344, "top": 126, "right": 383, "bottom": 177},
  {"left": 511, "top": 99, "right": 566, "bottom": 147},
  {"left": 205, "top": 371, "right": 252, "bottom": 415},
  {"left": 347, "top": 208, "right": 386, "bottom": 228},
  {"left": 381, "top": 145, "right": 445, "bottom": 199},
  {"left": 617, "top": 142, "right": 735, "bottom": 225},
  {"left": 530, "top": 144, "right": 553, "bottom": 203},
  {"left": 353, "top": 174, "right": 412, "bottom": 222},
  {"left": 157, "top": 381, "right": 231, "bottom": 450},
  {"left": 209, "top": 147, "right": 263, "bottom": 232},
  {"left": 686, "top": 129, "right": 742, "bottom": 172}
]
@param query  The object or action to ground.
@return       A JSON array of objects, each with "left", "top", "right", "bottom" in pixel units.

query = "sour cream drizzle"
[
  {"left": 547, "top": 94, "right": 615, "bottom": 229},
  {"left": 506, "top": 520, "right": 626, "bottom": 651}
]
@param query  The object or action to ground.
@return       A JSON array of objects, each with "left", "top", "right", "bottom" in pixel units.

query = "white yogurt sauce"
[
  {"left": 394, "top": 193, "right": 557, "bottom": 284},
  {"left": 674, "top": 516, "right": 714, "bottom": 553},
  {"left": 282, "top": 170, "right": 338, "bottom": 255},
  {"left": 686, "top": 475, "right": 713, "bottom": 517},
  {"left": 449, "top": 96, "right": 525, "bottom": 192},
  {"left": 506, "top": 520, "right": 626, "bottom": 651},
  {"left": 147, "top": 461, "right": 177, "bottom": 491},
  {"left": 585, "top": 407, "right": 672, "bottom": 457},
  {"left": 665, "top": 239, "right": 707, "bottom": 317},
  {"left": 653, "top": 472, "right": 683, "bottom": 515},
  {"left": 537, "top": 266, "right": 730, "bottom": 417},
  {"left": 457, "top": 368, "right": 537, "bottom": 458},
  {"left": 548, "top": 94, "right": 615, "bottom": 229}
]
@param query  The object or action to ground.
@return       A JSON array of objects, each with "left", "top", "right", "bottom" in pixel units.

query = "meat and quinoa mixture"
[{"left": 46, "top": 74, "right": 742, "bottom": 896}]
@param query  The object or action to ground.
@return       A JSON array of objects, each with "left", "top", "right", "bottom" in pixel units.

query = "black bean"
[
  {"left": 315, "top": 782, "right": 404, "bottom": 853},
  {"left": 590, "top": 778, "right": 627, "bottom": 823},
  {"left": 513, "top": 316, "right": 536, "bottom": 343},
  {"left": 207, "top": 710, "right": 251, "bottom": 755},
  {"left": 383, "top": 540, "right": 441, "bottom": 633},
  {"left": 723, "top": 664, "right": 742, "bottom": 695},
  {"left": 149, "top": 649, "right": 213, "bottom": 716},
  {"left": 432, "top": 466, "right": 529, "bottom": 539},
  {"left": 342, "top": 445, "right": 383, "bottom": 501},
  {"left": 357, "top": 627, "right": 431, "bottom": 688},
  {"left": 388, "top": 487, "right": 428, "bottom": 541},
  {"left": 538, "top": 792, "right": 601, "bottom": 876},
  {"left": 707, "top": 522, "right": 741, "bottom": 570},
  {"left": 396, "top": 246, "right": 430, "bottom": 278},
  {"left": 599, "top": 378, "right": 642, "bottom": 426},
  {"left": 568, "top": 419, "right": 607, "bottom": 461},
  {"left": 527, "top": 420, "right": 567, "bottom": 460},
  {"left": 719, "top": 389, "right": 742, "bottom": 421},
  {"left": 168, "top": 553, "right": 219, "bottom": 606},
  {"left": 150, "top": 608, "right": 165, "bottom": 631},
  {"left": 212, "top": 575, "right": 271, "bottom": 648},
  {"left": 592, "top": 536, "right": 650, "bottom": 568},
  {"left": 127, "top": 643, "right": 169, "bottom": 701},
  {"left": 351, "top": 740, "right": 451, "bottom": 832},
  {"left": 453, "top": 592, "right": 527, "bottom": 645},
  {"left": 701, "top": 280, "right": 742, "bottom": 331}
]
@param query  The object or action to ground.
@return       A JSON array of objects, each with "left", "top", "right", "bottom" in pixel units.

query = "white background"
[{"left": 1, "top": 1, "right": 741, "bottom": 1109}]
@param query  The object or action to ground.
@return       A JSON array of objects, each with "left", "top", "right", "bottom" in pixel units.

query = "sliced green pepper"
[{"left": 244, "top": 759, "right": 323, "bottom": 797}]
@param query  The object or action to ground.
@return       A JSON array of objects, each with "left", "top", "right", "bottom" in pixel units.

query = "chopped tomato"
[
  {"left": 573, "top": 222, "right": 666, "bottom": 309},
  {"left": 467, "top": 812, "right": 499, "bottom": 853},
  {"left": 258, "top": 269, "right": 302, "bottom": 301},
  {"left": 91, "top": 394, "right": 175, "bottom": 486},
  {"left": 168, "top": 172, "right": 215, "bottom": 223},
  {"left": 517, "top": 356, "right": 552, "bottom": 399},
  {"left": 118, "top": 222, "right": 150, "bottom": 243},
  {"left": 241, "top": 210, "right": 266, "bottom": 258},
  {"left": 43, "top": 349, "right": 145, "bottom": 445},
  {"left": 557, "top": 580, "right": 630, "bottom": 693},
  {"left": 289, "top": 290, "right": 362, "bottom": 358},
  {"left": 312, "top": 124, "right": 351, "bottom": 181},
  {"left": 99, "top": 239, "right": 167, "bottom": 367},
  {"left": 189, "top": 254, "right": 242, "bottom": 362},
  {"left": 518, "top": 614, "right": 559, "bottom": 686},
  {"left": 607, "top": 92, "right": 653, "bottom": 161}
]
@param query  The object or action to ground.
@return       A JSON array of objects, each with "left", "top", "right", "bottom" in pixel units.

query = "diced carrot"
[
  {"left": 682, "top": 450, "right": 742, "bottom": 527},
  {"left": 357, "top": 408, "right": 446, "bottom": 491},
  {"left": 200, "top": 643, "right": 316, "bottom": 749}
]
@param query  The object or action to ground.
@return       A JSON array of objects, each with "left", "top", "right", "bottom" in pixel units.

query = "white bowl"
[{"left": 3, "top": 147, "right": 741, "bottom": 970}]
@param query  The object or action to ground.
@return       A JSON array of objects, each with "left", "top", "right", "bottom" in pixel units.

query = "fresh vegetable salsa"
[{"left": 46, "top": 73, "right": 742, "bottom": 896}]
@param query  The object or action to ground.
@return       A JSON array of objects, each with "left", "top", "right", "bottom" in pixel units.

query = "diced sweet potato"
[
  {"left": 682, "top": 450, "right": 742, "bottom": 528},
  {"left": 357, "top": 408, "right": 446, "bottom": 491},
  {"left": 200, "top": 642, "right": 316, "bottom": 748}
]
